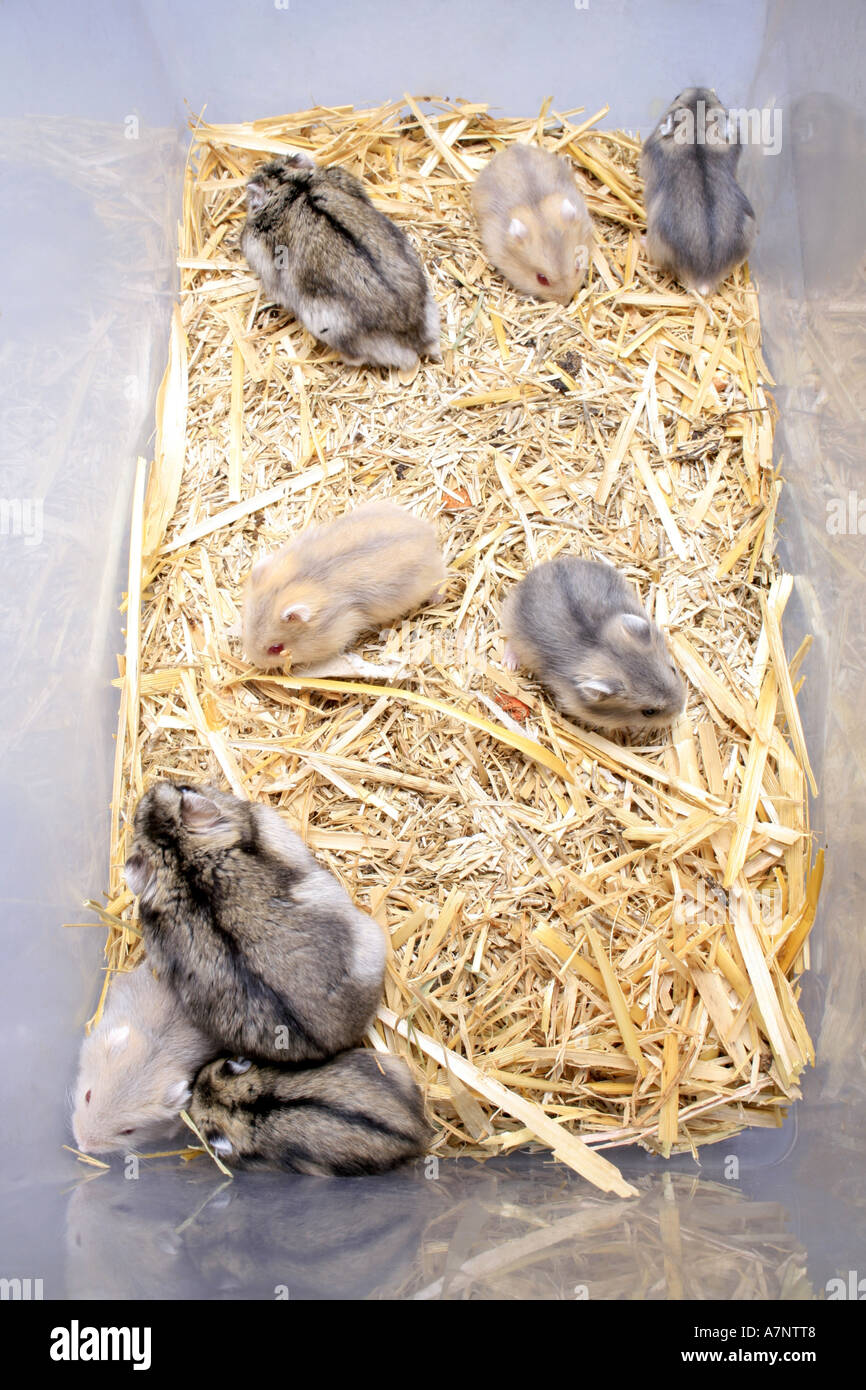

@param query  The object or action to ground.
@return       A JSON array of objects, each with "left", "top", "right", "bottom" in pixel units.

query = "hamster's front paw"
[{"left": 503, "top": 644, "right": 521, "bottom": 672}]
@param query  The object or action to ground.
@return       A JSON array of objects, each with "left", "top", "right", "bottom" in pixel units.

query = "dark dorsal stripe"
[
  {"left": 267, "top": 1093, "right": 420, "bottom": 1145},
  {"left": 306, "top": 194, "right": 386, "bottom": 278}
]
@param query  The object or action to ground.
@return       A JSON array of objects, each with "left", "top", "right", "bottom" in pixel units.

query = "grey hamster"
[
  {"left": 124, "top": 782, "right": 386, "bottom": 1064},
  {"left": 242, "top": 500, "right": 446, "bottom": 670},
  {"left": 470, "top": 143, "right": 593, "bottom": 304},
  {"left": 241, "top": 152, "right": 441, "bottom": 369},
  {"left": 71, "top": 965, "right": 217, "bottom": 1155},
  {"left": 189, "top": 1050, "right": 432, "bottom": 1176},
  {"left": 502, "top": 556, "right": 686, "bottom": 729},
  {"left": 640, "top": 87, "right": 756, "bottom": 295}
]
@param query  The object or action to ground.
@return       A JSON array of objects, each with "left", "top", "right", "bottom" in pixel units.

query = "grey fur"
[
  {"left": 241, "top": 153, "right": 440, "bottom": 369},
  {"left": 640, "top": 87, "right": 756, "bottom": 294},
  {"left": 125, "top": 782, "right": 386, "bottom": 1063},
  {"left": 502, "top": 556, "right": 686, "bottom": 730},
  {"left": 190, "top": 1049, "right": 433, "bottom": 1176}
]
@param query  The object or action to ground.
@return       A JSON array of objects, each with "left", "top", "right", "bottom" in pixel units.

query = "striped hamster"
[
  {"left": 502, "top": 556, "right": 685, "bottom": 729},
  {"left": 640, "top": 87, "right": 756, "bottom": 295},
  {"left": 242, "top": 501, "right": 446, "bottom": 670},
  {"left": 71, "top": 965, "right": 216, "bottom": 1155},
  {"left": 189, "top": 1050, "right": 433, "bottom": 1176},
  {"left": 124, "top": 782, "right": 386, "bottom": 1064},
  {"left": 241, "top": 152, "right": 441, "bottom": 369}
]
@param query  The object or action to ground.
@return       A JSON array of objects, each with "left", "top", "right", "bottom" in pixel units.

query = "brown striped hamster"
[
  {"left": 189, "top": 1050, "right": 432, "bottom": 1176},
  {"left": 502, "top": 556, "right": 685, "bottom": 730},
  {"left": 124, "top": 782, "right": 386, "bottom": 1063},
  {"left": 470, "top": 144, "right": 593, "bottom": 304},
  {"left": 640, "top": 88, "right": 756, "bottom": 295},
  {"left": 241, "top": 152, "right": 440, "bottom": 369},
  {"left": 242, "top": 501, "right": 446, "bottom": 670},
  {"left": 71, "top": 965, "right": 216, "bottom": 1154}
]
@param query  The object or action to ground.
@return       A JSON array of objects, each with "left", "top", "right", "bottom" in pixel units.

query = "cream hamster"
[
  {"left": 502, "top": 556, "right": 686, "bottom": 729},
  {"left": 470, "top": 143, "right": 593, "bottom": 304},
  {"left": 124, "top": 782, "right": 386, "bottom": 1064},
  {"left": 189, "top": 1050, "right": 432, "bottom": 1176},
  {"left": 640, "top": 87, "right": 756, "bottom": 295},
  {"left": 71, "top": 965, "right": 217, "bottom": 1155},
  {"left": 241, "top": 152, "right": 440, "bottom": 369},
  {"left": 242, "top": 500, "right": 446, "bottom": 670}
]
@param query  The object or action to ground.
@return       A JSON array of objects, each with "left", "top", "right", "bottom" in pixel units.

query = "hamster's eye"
[
  {"left": 536, "top": 274, "right": 550, "bottom": 286},
  {"left": 85, "top": 1090, "right": 91, "bottom": 1105},
  {"left": 641, "top": 708, "right": 660, "bottom": 718},
  {"left": 120, "top": 1128, "right": 135, "bottom": 1136},
  {"left": 267, "top": 643, "right": 285, "bottom": 655}
]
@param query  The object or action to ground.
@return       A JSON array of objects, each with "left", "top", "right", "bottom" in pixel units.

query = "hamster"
[
  {"left": 470, "top": 143, "right": 593, "bottom": 304},
  {"left": 501, "top": 556, "right": 686, "bottom": 729},
  {"left": 241, "top": 151, "right": 441, "bottom": 369},
  {"left": 189, "top": 1050, "right": 433, "bottom": 1176},
  {"left": 640, "top": 88, "right": 756, "bottom": 295},
  {"left": 124, "top": 782, "right": 386, "bottom": 1063},
  {"left": 242, "top": 500, "right": 446, "bottom": 670},
  {"left": 71, "top": 965, "right": 216, "bottom": 1155}
]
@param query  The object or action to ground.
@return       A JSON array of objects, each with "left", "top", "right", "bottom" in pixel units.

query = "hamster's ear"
[
  {"left": 561, "top": 198, "right": 578, "bottom": 223},
  {"left": 164, "top": 1080, "right": 191, "bottom": 1109},
  {"left": 245, "top": 179, "right": 269, "bottom": 212},
  {"left": 508, "top": 217, "right": 528, "bottom": 241},
  {"left": 225, "top": 1058, "right": 252, "bottom": 1075},
  {"left": 280, "top": 602, "right": 312, "bottom": 624},
  {"left": 106, "top": 1025, "right": 130, "bottom": 1054},
  {"left": 576, "top": 679, "right": 617, "bottom": 704},
  {"left": 180, "top": 789, "right": 225, "bottom": 832},
  {"left": 618, "top": 613, "right": 652, "bottom": 641},
  {"left": 124, "top": 851, "right": 155, "bottom": 900},
  {"left": 658, "top": 113, "right": 675, "bottom": 138},
  {"left": 286, "top": 149, "right": 315, "bottom": 169}
]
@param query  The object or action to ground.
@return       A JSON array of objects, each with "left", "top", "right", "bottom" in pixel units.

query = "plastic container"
[{"left": 1, "top": 0, "right": 864, "bottom": 1299}]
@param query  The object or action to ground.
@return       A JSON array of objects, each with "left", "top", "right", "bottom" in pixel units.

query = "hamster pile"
[{"left": 73, "top": 87, "right": 756, "bottom": 1177}]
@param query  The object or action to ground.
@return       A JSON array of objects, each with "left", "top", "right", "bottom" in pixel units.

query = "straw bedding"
[{"left": 85, "top": 98, "right": 821, "bottom": 1197}]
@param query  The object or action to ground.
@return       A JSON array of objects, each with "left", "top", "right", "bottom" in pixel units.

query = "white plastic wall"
[{"left": 1, "top": 0, "right": 864, "bottom": 1299}]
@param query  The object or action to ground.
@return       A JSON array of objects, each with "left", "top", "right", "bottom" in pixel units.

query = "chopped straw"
[{"left": 86, "top": 97, "right": 820, "bottom": 1194}]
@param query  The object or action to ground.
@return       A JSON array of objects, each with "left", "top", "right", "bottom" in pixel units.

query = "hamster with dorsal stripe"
[
  {"left": 71, "top": 965, "right": 217, "bottom": 1154},
  {"left": 640, "top": 87, "right": 756, "bottom": 295},
  {"left": 470, "top": 143, "right": 593, "bottom": 305},
  {"left": 502, "top": 556, "right": 685, "bottom": 730},
  {"left": 241, "top": 152, "right": 441, "bottom": 369},
  {"left": 189, "top": 1050, "right": 433, "bottom": 1176},
  {"left": 242, "top": 500, "right": 446, "bottom": 670},
  {"left": 124, "top": 783, "right": 386, "bottom": 1063}
]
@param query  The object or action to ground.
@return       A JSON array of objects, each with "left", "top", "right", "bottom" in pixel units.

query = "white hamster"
[{"left": 71, "top": 965, "right": 216, "bottom": 1155}]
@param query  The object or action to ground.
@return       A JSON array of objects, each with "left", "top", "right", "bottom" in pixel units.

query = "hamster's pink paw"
[{"left": 503, "top": 644, "right": 520, "bottom": 672}]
